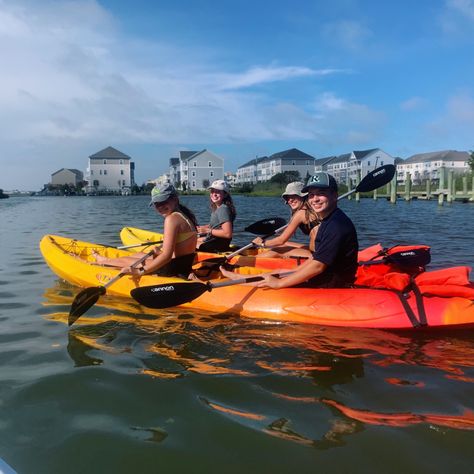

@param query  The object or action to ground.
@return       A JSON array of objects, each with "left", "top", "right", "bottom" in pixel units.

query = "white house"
[
  {"left": 236, "top": 148, "right": 316, "bottom": 184},
  {"left": 396, "top": 150, "right": 471, "bottom": 184},
  {"left": 85, "top": 146, "right": 135, "bottom": 193},
  {"left": 51, "top": 168, "right": 84, "bottom": 187},
  {"left": 170, "top": 149, "right": 224, "bottom": 191},
  {"left": 316, "top": 148, "right": 395, "bottom": 186}
]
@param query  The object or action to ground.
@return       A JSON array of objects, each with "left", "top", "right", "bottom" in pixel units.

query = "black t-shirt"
[{"left": 309, "top": 207, "right": 358, "bottom": 287}]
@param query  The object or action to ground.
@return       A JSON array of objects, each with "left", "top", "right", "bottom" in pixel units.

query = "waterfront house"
[
  {"left": 236, "top": 148, "right": 316, "bottom": 184},
  {"left": 85, "top": 146, "right": 135, "bottom": 193},
  {"left": 51, "top": 168, "right": 84, "bottom": 187},
  {"left": 170, "top": 149, "right": 224, "bottom": 191},
  {"left": 396, "top": 150, "right": 470, "bottom": 184},
  {"left": 315, "top": 148, "right": 395, "bottom": 186}
]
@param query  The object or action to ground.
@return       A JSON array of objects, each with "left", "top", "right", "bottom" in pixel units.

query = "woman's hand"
[
  {"left": 197, "top": 225, "right": 210, "bottom": 234},
  {"left": 252, "top": 236, "right": 264, "bottom": 247},
  {"left": 256, "top": 274, "right": 282, "bottom": 289},
  {"left": 122, "top": 266, "right": 143, "bottom": 278}
]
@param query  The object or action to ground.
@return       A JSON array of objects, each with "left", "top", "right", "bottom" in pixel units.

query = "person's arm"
[
  {"left": 257, "top": 257, "right": 326, "bottom": 289},
  {"left": 133, "top": 215, "right": 179, "bottom": 275},
  {"left": 208, "top": 220, "right": 232, "bottom": 239},
  {"left": 253, "top": 210, "right": 305, "bottom": 248}
]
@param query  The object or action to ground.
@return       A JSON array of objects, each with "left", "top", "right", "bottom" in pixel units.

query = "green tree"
[
  {"left": 269, "top": 171, "right": 301, "bottom": 185},
  {"left": 468, "top": 150, "right": 474, "bottom": 172}
]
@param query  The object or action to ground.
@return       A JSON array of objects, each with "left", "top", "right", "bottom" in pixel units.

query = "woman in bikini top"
[{"left": 94, "top": 184, "right": 198, "bottom": 278}]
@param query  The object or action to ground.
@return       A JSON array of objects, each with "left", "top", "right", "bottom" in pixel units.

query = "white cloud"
[
  {"left": 446, "top": 0, "right": 474, "bottom": 20},
  {"left": 440, "top": 0, "right": 474, "bottom": 35},
  {"left": 321, "top": 19, "right": 373, "bottom": 51},
  {"left": 400, "top": 97, "right": 427, "bottom": 111},
  {"left": 218, "top": 66, "right": 349, "bottom": 90},
  {"left": 311, "top": 92, "right": 386, "bottom": 146},
  {"left": 0, "top": 1, "right": 373, "bottom": 189},
  {"left": 426, "top": 90, "right": 474, "bottom": 141}
]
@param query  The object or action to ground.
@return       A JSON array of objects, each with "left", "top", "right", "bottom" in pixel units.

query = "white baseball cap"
[{"left": 208, "top": 180, "right": 229, "bottom": 193}]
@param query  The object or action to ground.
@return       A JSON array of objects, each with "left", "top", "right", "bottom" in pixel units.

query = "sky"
[{"left": 1, "top": 0, "right": 474, "bottom": 191}]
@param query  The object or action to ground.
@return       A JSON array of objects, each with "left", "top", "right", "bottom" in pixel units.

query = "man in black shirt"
[{"left": 257, "top": 172, "right": 358, "bottom": 289}]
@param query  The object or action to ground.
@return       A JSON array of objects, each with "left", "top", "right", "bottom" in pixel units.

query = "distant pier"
[{"left": 364, "top": 167, "right": 474, "bottom": 205}]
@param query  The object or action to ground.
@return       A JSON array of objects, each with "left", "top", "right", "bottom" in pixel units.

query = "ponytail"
[{"left": 178, "top": 204, "right": 198, "bottom": 229}]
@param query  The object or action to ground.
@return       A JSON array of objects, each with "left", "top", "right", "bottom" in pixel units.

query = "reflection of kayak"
[{"left": 40, "top": 234, "right": 474, "bottom": 329}]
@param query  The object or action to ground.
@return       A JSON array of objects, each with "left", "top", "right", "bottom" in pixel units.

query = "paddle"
[
  {"left": 68, "top": 249, "right": 155, "bottom": 326},
  {"left": 119, "top": 217, "right": 287, "bottom": 249},
  {"left": 117, "top": 240, "right": 162, "bottom": 250},
  {"left": 360, "top": 247, "right": 431, "bottom": 268},
  {"left": 200, "top": 164, "right": 396, "bottom": 267},
  {"left": 131, "top": 271, "right": 294, "bottom": 309}
]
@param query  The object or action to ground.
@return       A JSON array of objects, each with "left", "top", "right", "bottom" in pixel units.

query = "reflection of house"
[
  {"left": 236, "top": 148, "right": 316, "bottom": 184},
  {"left": 169, "top": 149, "right": 224, "bottom": 191},
  {"left": 315, "top": 148, "right": 395, "bottom": 186},
  {"left": 396, "top": 150, "right": 470, "bottom": 184},
  {"left": 85, "top": 146, "right": 135, "bottom": 192},
  {"left": 51, "top": 168, "right": 84, "bottom": 186}
]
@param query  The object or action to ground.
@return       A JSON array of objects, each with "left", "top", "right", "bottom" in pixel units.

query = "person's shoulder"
[{"left": 291, "top": 208, "right": 306, "bottom": 222}]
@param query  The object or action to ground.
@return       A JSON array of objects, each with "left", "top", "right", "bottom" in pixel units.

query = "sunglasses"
[
  {"left": 153, "top": 197, "right": 172, "bottom": 208},
  {"left": 283, "top": 194, "right": 303, "bottom": 202}
]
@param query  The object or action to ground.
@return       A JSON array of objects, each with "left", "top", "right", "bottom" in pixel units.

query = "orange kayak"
[{"left": 40, "top": 234, "right": 474, "bottom": 329}]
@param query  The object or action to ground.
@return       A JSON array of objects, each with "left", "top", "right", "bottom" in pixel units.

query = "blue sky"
[{"left": 1, "top": 0, "right": 473, "bottom": 190}]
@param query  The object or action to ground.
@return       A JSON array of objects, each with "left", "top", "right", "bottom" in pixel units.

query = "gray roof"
[
  {"left": 268, "top": 148, "right": 315, "bottom": 161},
  {"left": 353, "top": 148, "right": 379, "bottom": 160},
  {"left": 239, "top": 148, "right": 315, "bottom": 169},
  {"left": 315, "top": 156, "right": 337, "bottom": 166},
  {"left": 404, "top": 150, "right": 469, "bottom": 164},
  {"left": 169, "top": 157, "right": 180, "bottom": 166},
  {"left": 89, "top": 146, "right": 131, "bottom": 160},
  {"left": 52, "top": 168, "right": 83, "bottom": 176},
  {"left": 238, "top": 156, "right": 267, "bottom": 169},
  {"left": 179, "top": 150, "right": 200, "bottom": 161}
]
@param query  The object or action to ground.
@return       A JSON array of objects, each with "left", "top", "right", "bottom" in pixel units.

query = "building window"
[
  {"left": 210, "top": 171, "right": 214, "bottom": 177},
  {"left": 91, "top": 170, "right": 94, "bottom": 175},
  {"left": 193, "top": 161, "right": 197, "bottom": 167},
  {"left": 122, "top": 180, "right": 126, "bottom": 185},
  {"left": 367, "top": 161, "right": 371, "bottom": 166},
  {"left": 208, "top": 161, "right": 212, "bottom": 167},
  {"left": 104, "top": 170, "right": 107, "bottom": 175},
  {"left": 103, "top": 159, "right": 107, "bottom": 164},
  {"left": 192, "top": 180, "right": 196, "bottom": 187},
  {"left": 120, "top": 170, "right": 124, "bottom": 175},
  {"left": 120, "top": 160, "right": 123, "bottom": 164},
  {"left": 93, "top": 180, "right": 99, "bottom": 186},
  {"left": 292, "top": 160, "right": 296, "bottom": 165},
  {"left": 192, "top": 171, "right": 196, "bottom": 177},
  {"left": 100, "top": 170, "right": 102, "bottom": 175}
]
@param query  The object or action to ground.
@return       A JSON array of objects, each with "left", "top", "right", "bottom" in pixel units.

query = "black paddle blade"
[
  {"left": 131, "top": 282, "right": 209, "bottom": 309},
  {"left": 356, "top": 164, "right": 396, "bottom": 193},
  {"left": 68, "top": 286, "right": 106, "bottom": 325},
  {"left": 244, "top": 217, "right": 287, "bottom": 235},
  {"left": 386, "top": 248, "right": 431, "bottom": 268}
]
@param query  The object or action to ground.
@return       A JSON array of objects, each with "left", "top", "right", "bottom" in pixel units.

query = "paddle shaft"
[
  {"left": 208, "top": 270, "right": 294, "bottom": 289},
  {"left": 103, "top": 249, "right": 155, "bottom": 288},
  {"left": 117, "top": 241, "right": 162, "bottom": 250}
]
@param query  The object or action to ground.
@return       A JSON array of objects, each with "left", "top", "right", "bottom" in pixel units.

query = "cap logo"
[{"left": 310, "top": 175, "right": 321, "bottom": 183}]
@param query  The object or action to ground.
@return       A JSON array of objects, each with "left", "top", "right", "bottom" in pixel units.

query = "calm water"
[{"left": 1, "top": 195, "right": 474, "bottom": 474}]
